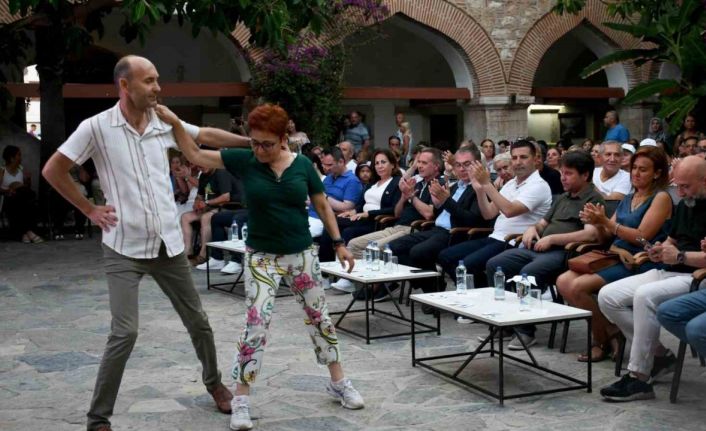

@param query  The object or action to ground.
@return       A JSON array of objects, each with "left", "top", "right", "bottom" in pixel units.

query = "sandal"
[{"left": 578, "top": 344, "right": 610, "bottom": 363}]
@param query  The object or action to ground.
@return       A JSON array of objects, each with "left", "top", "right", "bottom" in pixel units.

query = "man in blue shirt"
[
  {"left": 308, "top": 147, "right": 362, "bottom": 237},
  {"left": 344, "top": 111, "right": 371, "bottom": 153},
  {"left": 604, "top": 110, "right": 630, "bottom": 143}
]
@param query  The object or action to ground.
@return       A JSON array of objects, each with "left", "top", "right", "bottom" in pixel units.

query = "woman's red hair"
[{"left": 248, "top": 103, "right": 289, "bottom": 137}]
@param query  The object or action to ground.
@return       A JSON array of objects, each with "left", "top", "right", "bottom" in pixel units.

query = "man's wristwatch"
[
  {"left": 332, "top": 238, "right": 345, "bottom": 249},
  {"left": 676, "top": 250, "right": 686, "bottom": 265}
]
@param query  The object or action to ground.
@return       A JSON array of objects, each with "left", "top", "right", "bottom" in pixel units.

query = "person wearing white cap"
[
  {"left": 640, "top": 138, "right": 658, "bottom": 148},
  {"left": 621, "top": 143, "right": 636, "bottom": 171}
]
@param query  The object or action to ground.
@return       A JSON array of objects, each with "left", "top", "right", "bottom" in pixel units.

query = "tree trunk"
[{"left": 35, "top": 17, "right": 65, "bottom": 168}]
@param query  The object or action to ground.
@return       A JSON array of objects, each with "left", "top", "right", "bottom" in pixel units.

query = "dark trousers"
[
  {"left": 88, "top": 244, "right": 222, "bottom": 430},
  {"left": 438, "top": 236, "right": 507, "bottom": 287},
  {"left": 486, "top": 247, "right": 567, "bottom": 336},
  {"left": 319, "top": 217, "right": 375, "bottom": 262},
  {"left": 389, "top": 227, "right": 450, "bottom": 293},
  {"left": 210, "top": 209, "right": 248, "bottom": 261},
  {"left": 5, "top": 187, "right": 37, "bottom": 240}
]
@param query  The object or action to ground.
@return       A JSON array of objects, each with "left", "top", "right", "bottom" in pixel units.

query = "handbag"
[{"left": 568, "top": 250, "right": 620, "bottom": 274}]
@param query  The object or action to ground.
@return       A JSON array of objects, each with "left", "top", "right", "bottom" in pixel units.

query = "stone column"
[{"left": 464, "top": 96, "right": 533, "bottom": 143}]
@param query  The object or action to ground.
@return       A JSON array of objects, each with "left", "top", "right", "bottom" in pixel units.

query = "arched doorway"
[
  {"left": 341, "top": 14, "right": 474, "bottom": 148},
  {"left": 528, "top": 23, "right": 628, "bottom": 144}
]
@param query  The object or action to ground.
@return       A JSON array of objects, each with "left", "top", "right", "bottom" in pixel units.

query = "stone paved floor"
[{"left": 1, "top": 237, "right": 705, "bottom": 430}]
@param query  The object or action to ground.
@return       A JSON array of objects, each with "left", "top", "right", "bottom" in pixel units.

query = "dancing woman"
[{"left": 156, "top": 103, "right": 364, "bottom": 430}]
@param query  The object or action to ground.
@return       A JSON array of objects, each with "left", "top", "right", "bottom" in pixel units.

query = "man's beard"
[{"left": 683, "top": 190, "right": 706, "bottom": 207}]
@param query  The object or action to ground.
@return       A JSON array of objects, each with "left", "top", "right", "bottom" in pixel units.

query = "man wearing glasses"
[{"left": 388, "top": 146, "right": 491, "bottom": 301}]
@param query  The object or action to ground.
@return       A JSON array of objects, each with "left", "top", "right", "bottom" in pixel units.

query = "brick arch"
[
  {"left": 508, "top": 1, "right": 647, "bottom": 96},
  {"left": 232, "top": 0, "right": 506, "bottom": 97},
  {"left": 378, "top": 0, "right": 506, "bottom": 96}
]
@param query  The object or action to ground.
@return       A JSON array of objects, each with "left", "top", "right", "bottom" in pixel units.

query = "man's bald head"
[
  {"left": 113, "top": 55, "right": 154, "bottom": 85},
  {"left": 673, "top": 156, "right": 706, "bottom": 199}
]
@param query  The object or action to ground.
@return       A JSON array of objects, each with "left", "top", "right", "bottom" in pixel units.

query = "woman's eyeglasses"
[{"left": 250, "top": 139, "right": 277, "bottom": 151}]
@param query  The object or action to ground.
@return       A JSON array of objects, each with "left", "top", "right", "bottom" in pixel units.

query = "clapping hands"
[{"left": 580, "top": 202, "right": 608, "bottom": 226}]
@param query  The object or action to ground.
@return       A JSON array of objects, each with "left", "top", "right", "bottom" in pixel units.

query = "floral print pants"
[{"left": 232, "top": 245, "right": 340, "bottom": 385}]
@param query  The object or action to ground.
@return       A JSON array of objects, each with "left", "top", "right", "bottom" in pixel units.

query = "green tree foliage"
[
  {"left": 553, "top": 0, "right": 706, "bottom": 132},
  {"left": 1, "top": 0, "right": 335, "bottom": 164}
]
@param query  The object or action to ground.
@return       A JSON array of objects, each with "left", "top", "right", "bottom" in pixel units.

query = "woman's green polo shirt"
[{"left": 220, "top": 149, "right": 324, "bottom": 255}]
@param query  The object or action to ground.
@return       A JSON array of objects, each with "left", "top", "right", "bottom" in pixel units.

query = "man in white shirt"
[
  {"left": 593, "top": 140, "right": 632, "bottom": 199},
  {"left": 437, "top": 140, "right": 552, "bottom": 296},
  {"left": 337, "top": 140, "right": 358, "bottom": 172},
  {"left": 42, "top": 55, "right": 248, "bottom": 431}
]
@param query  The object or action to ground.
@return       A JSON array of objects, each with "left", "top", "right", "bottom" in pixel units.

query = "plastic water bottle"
[
  {"left": 383, "top": 244, "right": 393, "bottom": 272},
  {"left": 518, "top": 273, "right": 530, "bottom": 311},
  {"left": 371, "top": 241, "right": 381, "bottom": 271},
  {"left": 364, "top": 241, "right": 373, "bottom": 270},
  {"left": 230, "top": 219, "right": 239, "bottom": 241},
  {"left": 241, "top": 223, "right": 248, "bottom": 242},
  {"left": 494, "top": 266, "right": 506, "bottom": 301},
  {"left": 455, "top": 260, "right": 467, "bottom": 295}
]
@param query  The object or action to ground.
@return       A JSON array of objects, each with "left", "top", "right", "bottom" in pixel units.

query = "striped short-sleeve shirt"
[{"left": 58, "top": 102, "right": 199, "bottom": 259}]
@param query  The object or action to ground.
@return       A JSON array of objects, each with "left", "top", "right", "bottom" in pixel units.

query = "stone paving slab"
[{"left": 1, "top": 237, "right": 706, "bottom": 430}]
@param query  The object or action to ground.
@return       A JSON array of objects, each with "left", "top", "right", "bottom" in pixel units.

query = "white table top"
[
  {"left": 207, "top": 240, "right": 246, "bottom": 254},
  {"left": 319, "top": 260, "right": 439, "bottom": 284},
  {"left": 411, "top": 288, "right": 591, "bottom": 326}
]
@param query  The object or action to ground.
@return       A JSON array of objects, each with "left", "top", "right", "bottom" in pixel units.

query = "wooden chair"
[{"left": 670, "top": 268, "right": 706, "bottom": 403}]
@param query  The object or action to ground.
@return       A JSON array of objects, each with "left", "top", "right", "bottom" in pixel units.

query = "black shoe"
[
  {"left": 600, "top": 374, "right": 655, "bottom": 402},
  {"left": 421, "top": 303, "right": 439, "bottom": 316},
  {"left": 649, "top": 350, "right": 676, "bottom": 383},
  {"left": 374, "top": 283, "right": 400, "bottom": 303}
]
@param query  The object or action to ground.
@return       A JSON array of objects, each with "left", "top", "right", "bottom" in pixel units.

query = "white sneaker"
[
  {"left": 196, "top": 258, "right": 226, "bottom": 271},
  {"left": 508, "top": 333, "right": 537, "bottom": 351},
  {"left": 321, "top": 277, "right": 332, "bottom": 290},
  {"left": 229, "top": 395, "right": 253, "bottom": 430},
  {"left": 326, "top": 379, "right": 364, "bottom": 409},
  {"left": 331, "top": 278, "right": 355, "bottom": 293},
  {"left": 221, "top": 261, "right": 243, "bottom": 274}
]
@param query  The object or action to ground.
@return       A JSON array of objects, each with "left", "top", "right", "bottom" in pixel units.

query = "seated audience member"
[
  {"left": 355, "top": 162, "right": 373, "bottom": 186},
  {"left": 480, "top": 139, "right": 496, "bottom": 177},
  {"left": 591, "top": 142, "right": 603, "bottom": 167},
  {"left": 696, "top": 138, "right": 706, "bottom": 158},
  {"left": 389, "top": 146, "right": 492, "bottom": 306},
  {"left": 340, "top": 148, "right": 441, "bottom": 279},
  {"left": 621, "top": 143, "right": 636, "bottom": 171},
  {"left": 181, "top": 166, "right": 242, "bottom": 265},
  {"left": 557, "top": 146, "right": 673, "bottom": 362},
  {"left": 497, "top": 139, "right": 509, "bottom": 154},
  {"left": 593, "top": 141, "right": 632, "bottom": 200},
  {"left": 402, "top": 145, "right": 426, "bottom": 181},
  {"left": 321, "top": 150, "right": 401, "bottom": 263},
  {"left": 546, "top": 147, "right": 561, "bottom": 170},
  {"left": 678, "top": 136, "right": 699, "bottom": 157},
  {"left": 492, "top": 152, "right": 513, "bottom": 189},
  {"left": 486, "top": 151, "right": 604, "bottom": 348},
  {"left": 581, "top": 138, "right": 594, "bottom": 152},
  {"left": 658, "top": 236, "right": 706, "bottom": 360},
  {"left": 437, "top": 140, "right": 552, "bottom": 289},
  {"left": 169, "top": 152, "right": 191, "bottom": 204},
  {"left": 534, "top": 141, "right": 563, "bottom": 195},
  {"left": 0, "top": 145, "right": 43, "bottom": 243},
  {"left": 51, "top": 164, "right": 90, "bottom": 239},
  {"left": 338, "top": 140, "right": 357, "bottom": 172},
  {"left": 175, "top": 157, "right": 200, "bottom": 217},
  {"left": 598, "top": 156, "right": 706, "bottom": 401},
  {"left": 388, "top": 135, "right": 402, "bottom": 154},
  {"left": 308, "top": 147, "right": 362, "bottom": 237}
]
